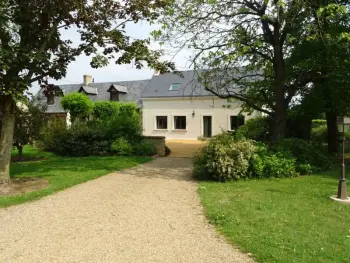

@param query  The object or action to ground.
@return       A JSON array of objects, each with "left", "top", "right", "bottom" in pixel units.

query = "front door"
[{"left": 203, "top": 116, "right": 212, "bottom": 138}]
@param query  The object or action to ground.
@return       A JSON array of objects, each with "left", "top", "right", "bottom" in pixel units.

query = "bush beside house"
[
  {"left": 194, "top": 126, "right": 332, "bottom": 181},
  {"left": 39, "top": 99, "right": 162, "bottom": 157}
]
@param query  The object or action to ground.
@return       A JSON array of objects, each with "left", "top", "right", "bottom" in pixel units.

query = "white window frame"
[
  {"left": 172, "top": 115, "right": 187, "bottom": 131},
  {"left": 154, "top": 115, "right": 169, "bottom": 130},
  {"left": 228, "top": 114, "right": 245, "bottom": 131}
]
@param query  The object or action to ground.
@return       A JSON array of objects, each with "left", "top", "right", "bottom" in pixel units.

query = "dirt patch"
[{"left": 0, "top": 178, "right": 48, "bottom": 196}]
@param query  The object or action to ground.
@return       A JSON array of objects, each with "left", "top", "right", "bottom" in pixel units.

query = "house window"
[
  {"left": 169, "top": 83, "right": 181, "bottom": 91},
  {"left": 47, "top": 94, "right": 54, "bottom": 105},
  {"left": 174, "top": 116, "right": 186, "bottom": 130},
  {"left": 230, "top": 115, "right": 245, "bottom": 130},
  {"left": 110, "top": 91, "right": 119, "bottom": 101},
  {"left": 156, "top": 116, "right": 168, "bottom": 129}
]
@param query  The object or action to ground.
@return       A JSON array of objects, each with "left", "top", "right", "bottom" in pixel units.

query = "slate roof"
[
  {"left": 38, "top": 79, "right": 150, "bottom": 113},
  {"left": 78, "top": 86, "right": 98, "bottom": 95},
  {"left": 141, "top": 70, "right": 215, "bottom": 98}
]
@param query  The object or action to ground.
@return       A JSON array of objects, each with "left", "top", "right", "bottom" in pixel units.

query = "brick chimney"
[{"left": 83, "top": 75, "right": 93, "bottom": 86}]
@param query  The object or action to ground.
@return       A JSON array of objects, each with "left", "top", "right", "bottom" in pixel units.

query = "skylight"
[{"left": 169, "top": 83, "right": 181, "bottom": 91}]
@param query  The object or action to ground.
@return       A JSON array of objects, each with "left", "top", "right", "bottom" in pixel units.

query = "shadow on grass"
[{"left": 11, "top": 156, "right": 150, "bottom": 178}]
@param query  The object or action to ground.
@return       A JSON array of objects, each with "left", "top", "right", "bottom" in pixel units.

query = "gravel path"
[{"left": 0, "top": 158, "right": 254, "bottom": 263}]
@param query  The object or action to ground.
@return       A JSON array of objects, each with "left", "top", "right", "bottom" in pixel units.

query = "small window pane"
[
  {"left": 156, "top": 116, "right": 168, "bottom": 129},
  {"left": 169, "top": 83, "right": 181, "bottom": 91},
  {"left": 174, "top": 116, "right": 186, "bottom": 130},
  {"left": 230, "top": 115, "right": 245, "bottom": 130}
]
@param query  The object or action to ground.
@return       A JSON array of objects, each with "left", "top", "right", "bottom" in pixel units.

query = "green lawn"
[
  {"left": 199, "top": 170, "right": 350, "bottom": 263},
  {"left": 1, "top": 146, "right": 151, "bottom": 208},
  {"left": 11, "top": 145, "right": 56, "bottom": 159}
]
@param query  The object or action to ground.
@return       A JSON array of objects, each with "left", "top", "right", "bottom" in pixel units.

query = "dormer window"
[
  {"left": 110, "top": 90, "right": 119, "bottom": 101},
  {"left": 107, "top": 84, "right": 127, "bottom": 101},
  {"left": 169, "top": 83, "right": 181, "bottom": 91},
  {"left": 47, "top": 93, "right": 55, "bottom": 105}
]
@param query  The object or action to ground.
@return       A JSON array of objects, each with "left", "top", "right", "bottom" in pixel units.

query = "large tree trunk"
[
  {"left": 271, "top": 39, "right": 286, "bottom": 142},
  {"left": 0, "top": 96, "right": 16, "bottom": 185},
  {"left": 272, "top": 86, "right": 286, "bottom": 141},
  {"left": 326, "top": 111, "right": 338, "bottom": 154}
]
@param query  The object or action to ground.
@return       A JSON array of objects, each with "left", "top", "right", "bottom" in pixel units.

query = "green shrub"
[
  {"left": 92, "top": 101, "right": 119, "bottom": 120},
  {"left": 119, "top": 103, "right": 140, "bottom": 119},
  {"left": 236, "top": 117, "right": 270, "bottom": 141},
  {"left": 271, "top": 138, "right": 332, "bottom": 173},
  {"left": 60, "top": 92, "right": 93, "bottom": 122},
  {"left": 53, "top": 124, "right": 110, "bottom": 156},
  {"left": 133, "top": 140, "right": 156, "bottom": 156},
  {"left": 312, "top": 119, "right": 327, "bottom": 128},
  {"left": 194, "top": 132, "right": 256, "bottom": 181},
  {"left": 311, "top": 124, "right": 327, "bottom": 143},
  {"left": 101, "top": 115, "right": 142, "bottom": 144},
  {"left": 248, "top": 143, "right": 298, "bottom": 178},
  {"left": 39, "top": 118, "right": 67, "bottom": 151},
  {"left": 111, "top": 137, "right": 133, "bottom": 156}
]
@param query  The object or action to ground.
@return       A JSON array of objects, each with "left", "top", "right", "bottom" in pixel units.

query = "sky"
[{"left": 30, "top": 21, "right": 191, "bottom": 94}]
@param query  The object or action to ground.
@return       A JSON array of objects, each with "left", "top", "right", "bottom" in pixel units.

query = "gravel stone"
[{"left": 0, "top": 157, "right": 254, "bottom": 263}]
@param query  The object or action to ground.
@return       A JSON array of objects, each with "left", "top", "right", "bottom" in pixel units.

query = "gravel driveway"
[{"left": 0, "top": 158, "right": 253, "bottom": 263}]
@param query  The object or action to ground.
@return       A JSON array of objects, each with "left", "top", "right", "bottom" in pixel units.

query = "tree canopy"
[
  {"left": 0, "top": 0, "right": 175, "bottom": 184},
  {"left": 155, "top": 0, "right": 350, "bottom": 142}
]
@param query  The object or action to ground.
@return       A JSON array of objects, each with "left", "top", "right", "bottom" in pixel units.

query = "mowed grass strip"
[
  {"left": 1, "top": 146, "right": 151, "bottom": 208},
  {"left": 199, "top": 170, "right": 350, "bottom": 263}
]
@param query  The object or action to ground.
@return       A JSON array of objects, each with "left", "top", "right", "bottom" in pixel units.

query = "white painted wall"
[{"left": 142, "top": 97, "right": 262, "bottom": 140}]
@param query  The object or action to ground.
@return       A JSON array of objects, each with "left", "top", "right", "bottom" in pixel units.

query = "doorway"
[{"left": 203, "top": 116, "right": 212, "bottom": 138}]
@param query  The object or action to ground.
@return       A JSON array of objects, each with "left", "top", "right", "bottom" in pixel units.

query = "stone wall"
[{"left": 143, "top": 136, "right": 166, "bottom": 157}]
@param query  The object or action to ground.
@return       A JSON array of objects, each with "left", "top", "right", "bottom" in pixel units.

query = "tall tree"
[
  {"left": 292, "top": 1, "right": 350, "bottom": 152},
  {"left": 155, "top": 0, "right": 349, "bottom": 141},
  {"left": 155, "top": 0, "right": 317, "bottom": 141},
  {"left": 0, "top": 0, "right": 174, "bottom": 184}
]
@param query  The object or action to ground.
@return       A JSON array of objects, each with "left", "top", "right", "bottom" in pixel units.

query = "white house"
[
  {"left": 39, "top": 71, "right": 261, "bottom": 140},
  {"left": 141, "top": 70, "right": 261, "bottom": 140}
]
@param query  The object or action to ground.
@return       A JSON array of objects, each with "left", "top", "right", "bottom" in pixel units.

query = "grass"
[
  {"left": 1, "top": 146, "right": 151, "bottom": 208},
  {"left": 11, "top": 145, "right": 56, "bottom": 159},
  {"left": 199, "top": 170, "right": 350, "bottom": 263}
]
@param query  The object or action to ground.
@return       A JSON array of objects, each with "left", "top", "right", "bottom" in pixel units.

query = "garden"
[
  {"left": 0, "top": 93, "right": 161, "bottom": 207},
  {"left": 195, "top": 116, "right": 350, "bottom": 263}
]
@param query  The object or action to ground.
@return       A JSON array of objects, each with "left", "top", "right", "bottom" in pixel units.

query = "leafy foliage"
[
  {"left": 194, "top": 133, "right": 332, "bottom": 181},
  {"left": 271, "top": 138, "right": 332, "bottom": 173},
  {"left": 312, "top": 119, "right": 327, "bottom": 128},
  {"left": 133, "top": 140, "right": 156, "bottom": 156},
  {"left": 60, "top": 93, "right": 93, "bottom": 122},
  {"left": 311, "top": 124, "right": 328, "bottom": 143},
  {"left": 53, "top": 125, "right": 110, "bottom": 157},
  {"left": 92, "top": 101, "right": 120, "bottom": 120},
  {"left": 13, "top": 98, "right": 47, "bottom": 156},
  {"left": 39, "top": 118, "right": 67, "bottom": 152},
  {"left": 40, "top": 110, "right": 142, "bottom": 157},
  {"left": 236, "top": 117, "right": 270, "bottom": 141},
  {"left": 194, "top": 133, "right": 256, "bottom": 181},
  {"left": 0, "top": 0, "right": 175, "bottom": 182},
  {"left": 111, "top": 138, "right": 133, "bottom": 156},
  {"left": 249, "top": 143, "right": 298, "bottom": 179},
  {"left": 156, "top": 0, "right": 350, "bottom": 142}
]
